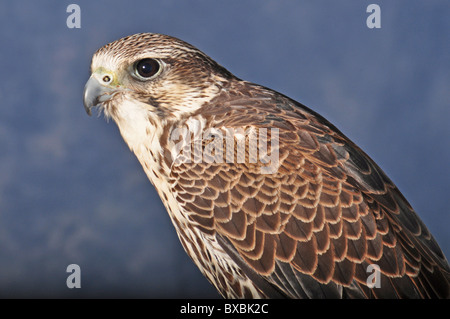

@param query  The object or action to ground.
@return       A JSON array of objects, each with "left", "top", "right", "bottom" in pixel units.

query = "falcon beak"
[{"left": 83, "top": 75, "right": 115, "bottom": 116}]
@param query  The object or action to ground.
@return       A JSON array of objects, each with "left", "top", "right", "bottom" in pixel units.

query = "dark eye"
[{"left": 135, "top": 58, "right": 160, "bottom": 79}]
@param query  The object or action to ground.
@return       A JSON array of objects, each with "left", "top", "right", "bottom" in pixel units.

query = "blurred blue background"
[{"left": 0, "top": 0, "right": 448, "bottom": 298}]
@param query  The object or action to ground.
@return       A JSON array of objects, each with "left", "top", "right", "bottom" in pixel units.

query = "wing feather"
[{"left": 169, "top": 81, "right": 450, "bottom": 298}]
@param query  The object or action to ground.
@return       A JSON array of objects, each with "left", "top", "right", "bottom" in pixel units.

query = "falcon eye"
[{"left": 134, "top": 58, "right": 160, "bottom": 79}]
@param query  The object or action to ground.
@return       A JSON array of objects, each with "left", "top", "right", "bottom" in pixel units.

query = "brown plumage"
[{"left": 84, "top": 33, "right": 450, "bottom": 298}]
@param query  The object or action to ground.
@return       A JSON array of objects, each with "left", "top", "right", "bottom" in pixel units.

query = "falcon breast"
[{"left": 83, "top": 32, "right": 450, "bottom": 298}]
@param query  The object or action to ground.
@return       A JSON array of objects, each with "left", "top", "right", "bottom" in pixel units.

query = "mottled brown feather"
[{"left": 169, "top": 79, "right": 450, "bottom": 298}]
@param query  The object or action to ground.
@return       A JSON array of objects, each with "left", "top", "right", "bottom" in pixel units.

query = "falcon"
[{"left": 83, "top": 33, "right": 450, "bottom": 298}]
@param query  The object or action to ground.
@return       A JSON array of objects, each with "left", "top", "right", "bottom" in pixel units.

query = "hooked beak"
[{"left": 83, "top": 75, "right": 115, "bottom": 116}]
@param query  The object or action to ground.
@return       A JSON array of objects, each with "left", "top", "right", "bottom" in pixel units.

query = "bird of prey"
[{"left": 83, "top": 33, "right": 450, "bottom": 298}]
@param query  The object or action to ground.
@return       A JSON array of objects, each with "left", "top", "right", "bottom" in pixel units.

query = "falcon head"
[{"left": 84, "top": 33, "right": 234, "bottom": 128}]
